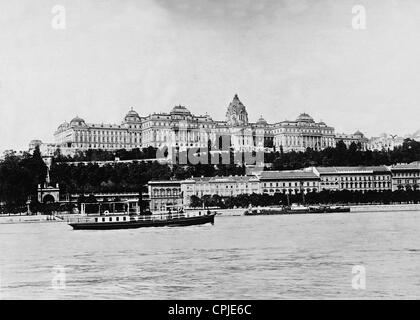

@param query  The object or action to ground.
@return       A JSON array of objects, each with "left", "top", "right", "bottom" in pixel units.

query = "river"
[{"left": 0, "top": 210, "right": 419, "bottom": 299}]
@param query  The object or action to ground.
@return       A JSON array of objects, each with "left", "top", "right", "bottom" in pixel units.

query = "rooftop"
[
  {"left": 391, "top": 162, "right": 420, "bottom": 170},
  {"left": 314, "top": 166, "right": 390, "bottom": 174},
  {"left": 182, "top": 175, "right": 258, "bottom": 184},
  {"left": 259, "top": 170, "right": 319, "bottom": 180}
]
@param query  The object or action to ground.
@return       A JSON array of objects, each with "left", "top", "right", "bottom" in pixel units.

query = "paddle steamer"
[{"left": 69, "top": 200, "right": 216, "bottom": 230}]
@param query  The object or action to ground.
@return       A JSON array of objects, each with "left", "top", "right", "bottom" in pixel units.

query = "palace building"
[
  {"left": 31, "top": 94, "right": 369, "bottom": 156},
  {"left": 335, "top": 131, "right": 369, "bottom": 150},
  {"left": 271, "top": 113, "right": 336, "bottom": 152}
]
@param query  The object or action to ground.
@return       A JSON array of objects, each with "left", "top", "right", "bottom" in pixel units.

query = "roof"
[
  {"left": 148, "top": 180, "right": 182, "bottom": 185},
  {"left": 70, "top": 116, "right": 85, "bottom": 124},
  {"left": 315, "top": 166, "right": 390, "bottom": 174},
  {"left": 181, "top": 175, "right": 259, "bottom": 184},
  {"left": 296, "top": 113, "right": 315, "bottom": 123},
  {"left": 170, "top": 105, "right": 191, "bottom": 115},
  {"left": 256, "top": 116, "right": 267, "bottom": 125},
  {"left": 391, "top": 162, "right": 420, "bottom": 171},
  {"left": 124, "top": 109, "right": 140, "bottom": 120},
  {"left": 259, "top": 171, "right": 319, "bottom": 181}
]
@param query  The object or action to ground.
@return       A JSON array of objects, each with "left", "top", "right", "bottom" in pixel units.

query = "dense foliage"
[
  {"left": 54, "top": 146, "right": 159, "bottom": 162},
  {"left": 1, "top": 139, "right": 420, "bottom": 211},
  {"left": 0, "top": 147, "right": 47, "bottom": 212},
  {"left": 266, "top": 139, "right": 420, "bottom": 170},
  {"left": 190, "top": 190, "right": 420, "bottom": 209}
]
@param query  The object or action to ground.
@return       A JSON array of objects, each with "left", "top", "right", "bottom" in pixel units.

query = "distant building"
[
  {"left": 29, "top": 139, "right": 75, "bottom": 157},
  {"left": 180, "top": 175, "right": 260, "bottom": 206},
  {"left": 257, "top": 170, "right": 320, "bottom": 195},
  {"left": 367, "top": 133, "right": 405, "bottom": 151},
  {"left": 146, "top": 163, "right": 420, "bottom": 209},
  {"left": 390, "top": 162, "right": 420, "bottom": 191},
  {"left": 335, "top": 131, "right": 369, "bottom": 150},
  {"left": 32, "top": 95, "right": 354, "bottom": 156},
  {"left": 308, "top": 166, "right": 392, "bottom": 192},
  {"left": 271, "top": 113, "right": 336, "bottom": 152},
  {"left": 148, "top": 180, "right": 183, "bottom": 212}
]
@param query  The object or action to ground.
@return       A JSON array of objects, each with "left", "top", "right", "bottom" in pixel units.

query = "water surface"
[{"left": 1, "top": 211, "right": 419, "bottom": 299}]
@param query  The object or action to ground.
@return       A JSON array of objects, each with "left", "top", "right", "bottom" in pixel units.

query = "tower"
[{"left": 225, "top": 94, "right": 249, "bottom": 126}]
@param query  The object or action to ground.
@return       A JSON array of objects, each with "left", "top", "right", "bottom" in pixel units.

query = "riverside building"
[
  {"left": 307, "top": 166, "right": 392, "bottom": 192},
  {"left": 390, "top": 162, "right": 420, "bottom": 191},
  {"left": 257, "top": 171, "right": 320, "bottom": 195},
  {"left": 180, "top": 175, "right": 260, "bottom": 207},
  {"left": 148, "top": 180, "right": 183, "bottom": 212}
]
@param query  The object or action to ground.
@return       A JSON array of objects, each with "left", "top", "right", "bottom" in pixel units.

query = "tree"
[{"left": 189, "top": 195, "right": 202, "bottom": 208}]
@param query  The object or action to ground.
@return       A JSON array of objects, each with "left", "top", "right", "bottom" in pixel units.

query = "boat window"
[
  {"left": 102, "top": 218, "right": 105, "bottom": 222},
  {"left": 109, "top": 217, "right": 112, "bottom": 222},
  {"left": 95, "top": 218, "right": 98, "bottom": 222},
  {"left": 123, "top": 217, "right": 126, "bottom": 221},
  {"left": 116, "top": 217, "right": 119, "bottom": 221}
]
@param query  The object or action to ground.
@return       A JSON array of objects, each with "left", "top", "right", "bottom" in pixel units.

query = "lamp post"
[{"left": 26, "top": 197, "right": 31, "bottom": 215}]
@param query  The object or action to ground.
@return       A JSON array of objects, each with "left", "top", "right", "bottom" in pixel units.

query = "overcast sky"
[{"left": 1, "top": 0, "right": 420, "bottom": 153}]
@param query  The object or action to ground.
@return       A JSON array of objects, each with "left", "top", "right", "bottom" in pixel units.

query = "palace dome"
[
  {"left": 170, "top": 105, "right": 191, "bottom": 116},
  {"left": 70, "top": 116, "right": 86, "bottom": 126},
  {"left": 296, "top": 113, "right": 314, "bottom": 123},
  {"left": 256, "top": 116, "right": 267, "bottom": 125},
  {"left": 124, "top": 108, "right": 141, "bottom": 122},
  {"left": 354, "top": 130, "right": 364, "bottom": 136}
]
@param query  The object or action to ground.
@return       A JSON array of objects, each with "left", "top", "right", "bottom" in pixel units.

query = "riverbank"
[
  {"left": 350, "top": 203, "right": 420, "bottom": 212},
  {"left": 0, "top": 214, "right": 59, "bottom": 224},
  {"left": 215, "top": 208, "right": 244, "bottom": 216},
  {"left": 1, "top": 203, "right": 419, "bottom": 224},
  {"left": 217, "top": 203, "right": 420, "bottom": 216}
]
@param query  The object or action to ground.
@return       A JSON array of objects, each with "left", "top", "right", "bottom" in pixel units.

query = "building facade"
[
  {"left": 367, "top": 134, "right": 405, "bottom": 151},
  {"left": 180, "top": 175, "right": 260, "bottom": 206},
  {"left": 390, "top": 162, "right": 420, "bottom": 191},
  {"left": 271, "top": 113, "right": 336, "bottom": 152},
  {"left": 335, "top": 131, "right": 369, "bottom": 150},
  {"left": 308, "top": 166, "right": 392, "bottom": 192},
  {"left": 33, "top": 94, "right": 363, "bottom": 156},
  {"left": 258, "top": 171, "right": 320, "bottom": 195},
  {"left": 147, "top": 180, "right": 183, "bottom": 212}
]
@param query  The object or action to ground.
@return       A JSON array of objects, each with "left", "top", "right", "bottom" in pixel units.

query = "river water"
[{"left": 1, "top": 210, "right": 419, "bottom": 299}]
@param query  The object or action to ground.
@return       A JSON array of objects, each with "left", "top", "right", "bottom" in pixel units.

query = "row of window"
[
  {"left": 263, "top": 181, "right": 317, "bottom": 187},
  {"left": 393, "top": 172, "right": 420, "bottom": 177},
  {"left": 152, "top": 188, "right": 180, "bottom": 197},
  {"left": 396, "top": 179, "right": 420, "bottom": 184},
  {"left": 323, "top": 176, "right": 390, "bottom": 182},
  {"left": 95, "top": 216, "right": 127, "bottom": 222}
]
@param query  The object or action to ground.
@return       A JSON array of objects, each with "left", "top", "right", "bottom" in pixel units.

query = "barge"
[{"left": 244, "top": 204, "right": 350, "bottom": 216}]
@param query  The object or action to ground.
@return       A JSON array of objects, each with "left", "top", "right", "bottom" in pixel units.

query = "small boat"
[{"left": 69, "top": 200, "right": 216, "bottom": 230}]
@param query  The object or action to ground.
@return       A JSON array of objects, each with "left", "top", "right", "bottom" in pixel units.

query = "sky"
[{"left": 1, "top": 0, "right": 420, "bottom": 153}]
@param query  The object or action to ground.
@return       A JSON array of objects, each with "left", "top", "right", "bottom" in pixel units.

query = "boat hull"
[{"left": 69, "top": 213, "right": 215, "bottom": 230}]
